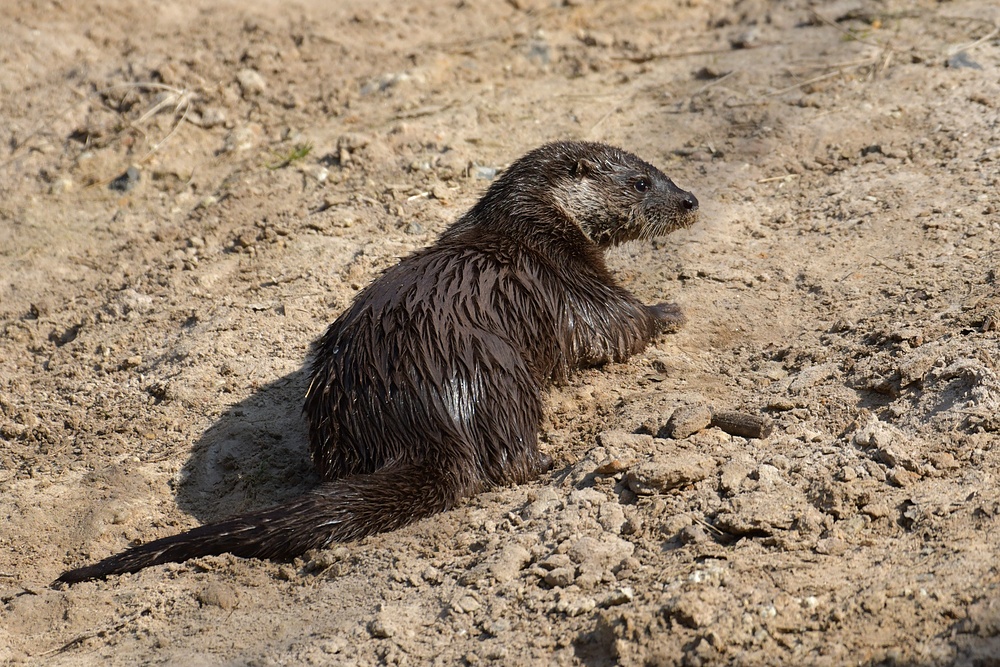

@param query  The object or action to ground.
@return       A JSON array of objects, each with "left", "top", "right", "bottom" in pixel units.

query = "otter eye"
[{"left": 633, "top": 178, "right": 649, "bottom": 193}]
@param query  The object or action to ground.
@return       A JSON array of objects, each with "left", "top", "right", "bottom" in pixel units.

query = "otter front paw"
[{"left": 649, "top": 302, "right": 686, "bottom": 333}]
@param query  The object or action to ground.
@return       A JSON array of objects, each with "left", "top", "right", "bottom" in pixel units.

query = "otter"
[{"left": 56, "top": 141, "right": 699, "bottom": 584}]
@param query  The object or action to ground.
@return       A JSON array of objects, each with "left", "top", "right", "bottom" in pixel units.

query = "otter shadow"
[{"left": 175, "top": 367, "right": 319, "bottom": 524}]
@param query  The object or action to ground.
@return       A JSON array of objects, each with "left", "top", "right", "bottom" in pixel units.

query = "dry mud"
[{"left": 2, "top": 0, "right": 999, "bottom": 665}]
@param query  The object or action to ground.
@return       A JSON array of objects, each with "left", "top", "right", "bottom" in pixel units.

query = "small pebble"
[
  {"left": 544, "top": 567, "right": 576, "bottom": 588},
  {"left": 489, "top": 544, "right": 531, "bottom": 583},
  {"left": 730, "top": 28, "right": 758, "bottom": 49},
  {"left": 237, "top": 68, "right": 267, "bottom": 96},
  {"left": 473, "top": 166, "right": 497, "bottom": 180},
  {"left": 928, "top": 451, "right": 958, "bottom": 470},
  {"left": 49, "top": 176, "right": 74, "bottom": 194},
  {"left": 946, "top": 51, "right": 982, "bottom": 70},
  {"left": 563, "top": 597, "right": 597, "bottom": 617},
  {"left": 368, "top": 618, "right": 393, "bottom": 638},
  {"left": 711, "top": 410, "right": 773, "bottom": 439},
  {"left": 665, "top": 404, "right": 713, "bottom": 439},
  {"left": 889, "top": 468, "right": 919, "bottom": 487},
  {"left": 679, "top": 523, "right": 708, "bottom": 545},
  {"left": 814, "top": 537, "right": 848, "bottom": 556},
  {"left": 196, "top": 582, "right": 238, "bottom": 610},
  {"left": 626, "top": 453, "right": 714, "bottom": 494},
  {"left": 108, "top": 166, "right": 140, "bottom": 192},
  {"left": 595, "top": 459, "right": 628, "bottom": 474},
  {"left": 451, "top": 594, "right": 481, "bottom": 614},
  {"left": 539, "top": 553, "right": 572, "bottom": 570},
  {"left": 197, "top": 106, "right": 227, "bottom": 128},
  {"left": 600, "top": 587, "right": 634, "bottom": 607}
]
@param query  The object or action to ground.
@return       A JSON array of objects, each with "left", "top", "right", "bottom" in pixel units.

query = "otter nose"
[{"left": 682, "top": 193, "right": 698, "bottom": 211}]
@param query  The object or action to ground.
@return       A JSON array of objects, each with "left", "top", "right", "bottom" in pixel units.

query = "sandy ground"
[{"left": 2, "top": 0, "right": 999, "bottom": 665}]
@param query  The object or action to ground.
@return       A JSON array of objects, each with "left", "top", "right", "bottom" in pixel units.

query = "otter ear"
[{"left": 571, "top": 158, "right": 598, "bottom": 179}]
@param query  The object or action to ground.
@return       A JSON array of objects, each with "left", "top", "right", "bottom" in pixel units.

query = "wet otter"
[{"left": 57, "top": 141, "right": 699, "bottom": 584}]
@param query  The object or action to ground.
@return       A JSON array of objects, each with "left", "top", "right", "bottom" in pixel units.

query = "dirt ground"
[{"left": 2, "top": 0, "right": 999, "bottom": 664}]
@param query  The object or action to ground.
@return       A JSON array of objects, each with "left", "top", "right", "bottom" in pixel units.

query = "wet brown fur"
[{"left": 57, "top": 141, "right": 698, "bottom": 584}]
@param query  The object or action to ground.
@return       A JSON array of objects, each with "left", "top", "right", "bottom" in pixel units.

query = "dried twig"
[{"left": 41, "top": 607, "right": 152, "bottom": 657}]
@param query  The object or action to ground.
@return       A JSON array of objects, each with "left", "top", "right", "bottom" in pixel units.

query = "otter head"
[{"left": 548, "top": 142, "right": 699, "bottom": 248}]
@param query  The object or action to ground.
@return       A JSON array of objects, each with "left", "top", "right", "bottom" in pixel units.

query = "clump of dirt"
[{"left": 1, "top": 1, "right": 998, "bottom": 665}]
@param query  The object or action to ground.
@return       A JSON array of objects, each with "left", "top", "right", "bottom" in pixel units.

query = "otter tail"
[{"left": 56, "top": 460, "right": 470, "bottom": 584}]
